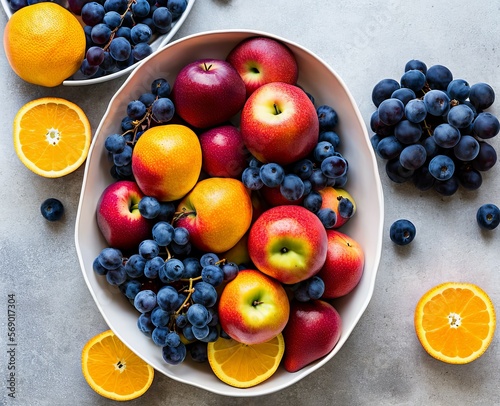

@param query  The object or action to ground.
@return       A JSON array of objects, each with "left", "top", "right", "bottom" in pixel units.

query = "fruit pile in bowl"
[{"left": 75, "top": 29, "right": 384, "bottom": 396}]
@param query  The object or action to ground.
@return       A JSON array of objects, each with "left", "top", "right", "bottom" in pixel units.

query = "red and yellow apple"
[
  {"left": 240, "top": 82, "right": 319, "bottom": 165},
  {"left": 175, "top": 177, "right": 253, "bottom": 253},
  {"left": 317, "top": 230, "right": 365, "bottom": 298},
  {"left": 318, "top": 187, "right": 357, "bottom": 229},
  {"left": 248, "top": 205, "right": 328, "bottom": 284},
  {"left": 218, "top": 269, "right": 290, "bottom": 345},
  {"left": 226, "top": 36, "right": 299, "bottom": 97},
  {"left": 283, "top": 299, "right": 342, "bottom": 372},
  {"left": 198, "top": 124, "right": 249, "bottom": 178},
  {"left": 131, "top": 124, "right": 202, "bottom": 202},
  {"left": 220, "top": 232, "right": 251, "bottom": 267},
  {"left": 96, "top": 180, "right": 152, "bottom": 251},
  {"left": 171, "top": 58, "right": 246, "bottom": 129}
]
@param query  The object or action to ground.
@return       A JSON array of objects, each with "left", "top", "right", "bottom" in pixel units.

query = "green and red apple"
[
  {"left": 218, "top": 269, "right": 290, "bottom": 345},
  {"left": 226, "top": 36, "right": 299, "bottom": 97},
  {"left": 248, "top": 205, "right": 328, "bottom": 284},
  {"left": 240, "top": 82, "right": 319, "bottom": 166},
  {"left": 96, "top": 180, "right": 152, "bottom": 251}
]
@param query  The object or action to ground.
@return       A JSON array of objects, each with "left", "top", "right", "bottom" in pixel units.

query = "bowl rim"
[
  {"left": 0, "top": 0, "right": 196, "bottom": 86},
  {"left": 75, "top": 28, "right": 385, "bottom": 397}
]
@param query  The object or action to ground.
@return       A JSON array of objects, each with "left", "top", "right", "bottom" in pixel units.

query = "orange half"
[
  {"left": 414, "top": 282, "right": 496, "bottom": 364},
  {"left": 13, "top": 97, "right": 91, "bottom": 177},
  {"left": 207, "top": 333, "right": 284, "bottom": 388},
  {"left": 81, "top": 330, "right": 154, "bottom": 401}
]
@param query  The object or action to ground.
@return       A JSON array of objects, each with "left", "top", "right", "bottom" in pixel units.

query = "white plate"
[
  {"left": 75, "top": 29, "right": 384, "bottom": 397},
  {"left": 0, "top": 0, "right": 196, "bottom": 86}
]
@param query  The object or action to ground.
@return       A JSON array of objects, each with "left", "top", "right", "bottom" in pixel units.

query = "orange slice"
[
  {"left": 81, "top": 330, "right": 154, "bottom": 401},
  {"left": 13, "top": 97, "right": 91, "bottom": 177},
  {"left": 207, "top": 333, "right": 284, "bottom": 388},
  {"left": 414, "top": 282, "right": 496, "bottom": 364}
]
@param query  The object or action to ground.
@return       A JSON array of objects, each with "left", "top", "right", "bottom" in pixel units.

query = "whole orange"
[
  {"left": 131, "top": 124, "right": 202, "bottom": 202},
  {"left": 175, "top": 177, "right": 253, "bottom": 253},
  {"left": 4, "top": 3, "right": 86, "bottom": 87}
]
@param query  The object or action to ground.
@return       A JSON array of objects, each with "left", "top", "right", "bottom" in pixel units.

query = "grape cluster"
[
  {"left": 241, "top": 103, "right": 350, "bottom": 228},
  {"left": 78, "top": 0, "right": 188, "bottom": 79},
  {"left": 104, "top": 77, "right": 174, "bottom": 179},
  {"left": 370, "top": 60, "right": 498, "bottom": 196},
  {"left": 93, "top": 222, "right": 241, "bottom": 365}
]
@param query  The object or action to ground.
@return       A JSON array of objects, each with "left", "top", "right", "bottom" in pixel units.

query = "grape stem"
[
  {"left": 102, "top": 0, "right": 138, "bottom": 52},
  {"left": 175, "top": 276, "right": 202, "bottom": 314}
]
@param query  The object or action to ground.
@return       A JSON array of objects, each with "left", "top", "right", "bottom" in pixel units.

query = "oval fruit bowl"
[
  {"left": 0, "top": 0, "right": 196, "bottom": 86},
  {"left": 75, "top": 29, "right": 384, "bottom": 396}
]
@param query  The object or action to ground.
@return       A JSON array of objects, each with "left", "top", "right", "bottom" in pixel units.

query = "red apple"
[
  {"left": 198, "top": 124, "right": 249, "bottom": 178},
  {"left": 218, "top": 269, "right": 290, "bottom": 345},
  {"left": 175, "top": 177, "right": 253, "bottom": 253},
  {"left": 259, "top": 185, "right": 304, "bottom": 207},
  {"left": 317, "top": 230, "right": 365, "bottom": 298},
  {"left": 240, "top": 82, "right": 319, "bottom": 165},
  {"left": 171, "top": 58, "right": 246, "bottom": 129},
  {"left": 96, "top": 180, "right": 152, "bottom": 251},
  {"left": 226, "top": 36, "right": 299, "bottom": 97},
  {"left": 248, "top": 205, "right": 328, "bottom": 284},
  {"left": 318, "top": 187, "right": 357, "bottom": 229},
  {"left": 282, "top": 299, "right": 342, "bottom": 372}
]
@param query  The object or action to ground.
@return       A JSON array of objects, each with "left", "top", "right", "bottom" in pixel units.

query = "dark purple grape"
[
  {"left": 404, "top": 59, "right": 427, "bottom": 74},
  {"left": 457, "top": 165, "right": 482, "bottom": 190},
  {"left": 378, "top": 98, "right": 405, "bottom": 126},
  {"left": 472, "top": 141, "right": 497, "bottom": 171},
  {"left": 473, "top": 112, "right": 500, "bottom": 139},
  {"left": 426, "top": 64, "right": 453, "bottom": 90},
  {"left": 67, "top": 0, "right": 90, "bottom": 15},
  {"left": 370, "top": 110, "right": 394, "bottom": 137},
  {"left": 469, "top": 82, "right": 495, "bottom": 110},
  {"left": 86, "top": 46, "right": 105, "bottom": 67},
  {"left": 372, "top": 78, "right": 400, "bottom": 107}
]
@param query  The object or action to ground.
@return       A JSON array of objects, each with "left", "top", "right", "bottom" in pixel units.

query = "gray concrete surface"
[{"left": 1, "top": 0, "right": 500, "bottom": 405}]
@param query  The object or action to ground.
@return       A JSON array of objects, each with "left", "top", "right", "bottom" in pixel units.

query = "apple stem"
[
  {"left": 203, "top": 62, "right": 213, "bottom": 71},
  {"left": 338, "top": 234, "right": 353, "bottom": 247},
  {"left": 252, "top": 300, "right": 264, "bottom": 306},
  {"left": 172, "top": 208, "right": 196, "bottom": 224},
  {"left": 280, "top": 247, "right": 289, "bottom": 254},
  {"left": 273, "top": 103, "right": 282, "bottom": 115}
]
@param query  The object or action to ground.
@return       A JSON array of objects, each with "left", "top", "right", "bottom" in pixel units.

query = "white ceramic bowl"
[
  {"left": 0, "top": 0, "right": 196, "bottom": 86},
  {"left": 75, "top": 29, "right": 384, "bottom": 397}
]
